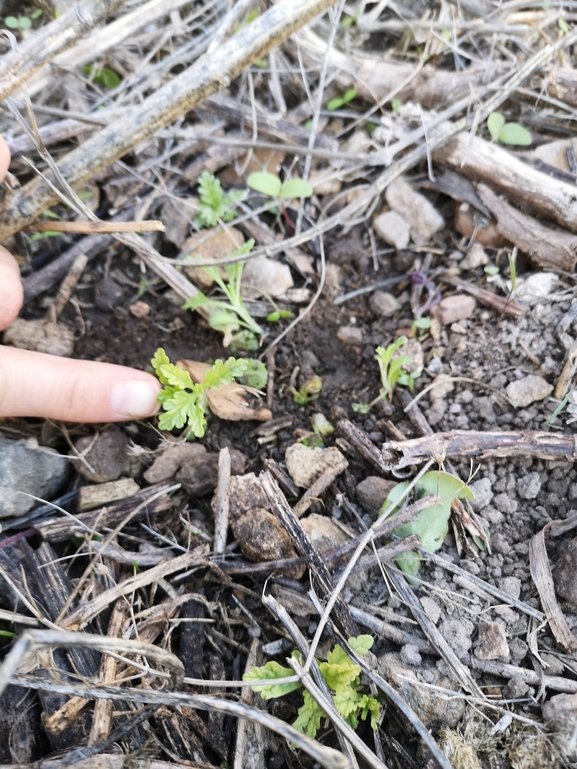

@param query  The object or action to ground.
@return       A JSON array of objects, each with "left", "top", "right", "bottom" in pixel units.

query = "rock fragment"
[
  {"left": 231, "top": 508, "right": 303, "bottom": 578},
  {"left": 369, "top": 291, "right": 401, "bottom": 318},
  {"left": 438, "top": 618, "right": 475, "bottom": 656},
  {"left": 337, "top": 326, "right": 363, "bottom": 345},
  {"left": 144, "top": 442, "right": 207, "bottom": 484},
  {"left": 385, "top": 177, "right": 444, "bottom": 244},
  {"left": 553, "top": 538, "right": 577, "bottom": 606},
  {"left": 78, "top": 478, "right": 140, "bottom": 511},
  {"left": 505, "top": 375, "right": 553, "bottom": 408},
  {"left": 285, "top": 444, "right": 348, "bottom": 489},
  {"left": 474, "top": 621, "right": 509, "bottom": 660},
  {"left": 356, "top": 476, "right": 396, "bottom": 518},
  {"left": 517, "top": 472, "right": 542, "bottom": 500},
  {"left": 372, "top": 210, "right": 411, "bottom": 250},
  {"left": 177, "top": 448, "right": 246, "bottom": 497},
  {"left": 433, "top": 295, "right": 476, "bottom": 325},
  {"left": 0, "top": 434, "right": 68, "bottom": 518},
  {"left": 74, "top": 427, "right": 130, "bottom": 483}
]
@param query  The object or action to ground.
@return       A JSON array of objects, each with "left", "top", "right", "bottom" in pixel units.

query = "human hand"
[{"left": 0, "top": 137, "right": 161, "bottom": 421}]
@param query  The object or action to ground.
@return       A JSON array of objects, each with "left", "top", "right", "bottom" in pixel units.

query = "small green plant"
[
  {"left": 82, "top": 65, "right": 121, "bottom": 89},
  {"left": 291, "top": 375, "right": 322, "bottom": 406},
  {"left": 311, "top": 413, "right": 334, "bottom": 437},
  {"left": 183, "top": 239, "right": 263, "bottom": 349},
  {"left": 559, "top": 17, "right": 570, "bottom": 34},
  {"left": 238, "top": 359, "right": 268, "bottom": 390},
  {"left": 5, "top": 13, "right": 38, "bottom": 29},
  {"left": 247, "top": 172, "right": 313, "bottom": 200},
  {"left": 151, "top": 348, "right": 248, "bottom": 439},
  {"left": 244, "top": 635, "right": 379, "bottom": 738},
  {"left": 412, "top": 316, "right": 431, "bottom": 337},
  {"left": 382, "top": 471, "right": 474, "bottom": 581},
  {"left": 487, "top": 112, "right": 531, "bottom": 146},
  {"left": 353, "top": 337, "right": 421, "bottom": 413},
  {"left": 195, "top": 171, "right": 244, "bottom": 228},
  {"left": 326, "top": 88, "right": 356, "bottom": 111}
]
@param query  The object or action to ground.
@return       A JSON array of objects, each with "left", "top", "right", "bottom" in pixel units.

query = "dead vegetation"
[{"left": 4, "top": 1, "right": 577, "bottom": 768}]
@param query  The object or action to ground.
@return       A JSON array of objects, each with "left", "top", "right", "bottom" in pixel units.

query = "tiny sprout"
[
  {"left": 326, "top": 88, "right": 356, "bottom": 111},
  {"left": 291, "top": 375, "right": 322, "bottom": 406},
  {"left": 487, "top": 112, "right": 531, "bottom": 146},
  {"left": 247, "top": 172, "right": 313, "bottom": 200},
  {"left": 311, "top": 413, "right": 334, "bottom": 437},
  {"left": 484, "top": 265, "right": 500, "bottom": 276}
]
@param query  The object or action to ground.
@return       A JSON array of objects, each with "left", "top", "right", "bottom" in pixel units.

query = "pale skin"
[{"left": 0, "top": 136, "right": 161, "bottom": 422}]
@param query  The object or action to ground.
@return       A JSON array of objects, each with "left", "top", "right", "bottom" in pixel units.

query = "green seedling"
[
  {"left": 382, "top": 471, "right": 474, "bottom": 581},
  {"left": 391, "top": 98, "right": 402, "bottom": 112},
  {"left": 412, "top": 316, "right": 431, "bottom": 337},
  {"left": 326, "top": 88, "right": 357, "bottom": 111},
  {"left": 82, "top": 65, "right": 121, "bottom": 89},
  {"left": 559, "top": 17, "right": 570, "bottom": 34},
  {"left": 484, "top": 265, "right": 500, "bottom": 276},
  {"left": 151, "top": 348, "right": 248, "bottom": 439},
  {"left": 247, "top": 172, "right": 313, "bottom": 201},
  {"left": 311, "top": 413, "right": 334, "bottom": 437},
  {"left": 183, "top": 239, "right": 263, "bottom": 349},
  {"left": 291, "top": 375, "right": 322, "bottom": 406},
  {"left": 487, "top": 112, "right": 531, "bottom": 146},
  {"left": 266, "top": 309, "right": 293, "bottom": 323},
  {"left": 195, "top": 171, "right": 244, "bottom": 228},
  {"left": 4, "top": 14, "right": 36, "bottom": 29},
  {"left": 245, "top": 635, "right": 379, "bottom": 738},
  {"left": 353, "top": 337, "right": 421, "bottom": 413},
  {"left": 238, "top": 359, "right": 268, "bottom": 390}
]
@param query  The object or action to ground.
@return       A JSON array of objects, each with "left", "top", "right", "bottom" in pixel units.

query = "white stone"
[
  {"left": 506, "top": 375, "right": 553, "bottom": 408},
  {"left": 512, "top": 272, "right": 559, "bottom": 306},
  {"left": 337, "top": 326, "right": 363, "bottom": 345},
  {"left": 385, "top": 176, "right": 444, "bottom": 245},
  {"left": 285, "top": 444, "right": 348, "bottom": 489},
  {"left": 373, "top": 210, "right": 411, "bottom": 250},
  {"left": 460, "top": 243, "right": 488, "bottom": 270},
  {"left": 241, "top": 256, "right": 293, "bottom": 299}
]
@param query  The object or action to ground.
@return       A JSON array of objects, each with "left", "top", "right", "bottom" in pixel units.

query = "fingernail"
[{"left": 110, "top": 380, "right": 160, "bottom": 418}]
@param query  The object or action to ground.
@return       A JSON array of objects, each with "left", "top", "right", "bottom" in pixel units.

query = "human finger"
[
  {"left": 0, "top": 135, "right": 10, "bottom": 182},
  {"left": 0, "top": 346, "right": 161, "bottom": 421},
  {"left": 0, "top": 245, "right": 24, "bottom": 330}
]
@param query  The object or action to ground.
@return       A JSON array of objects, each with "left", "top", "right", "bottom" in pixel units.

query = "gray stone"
[
  {"left": 372, "top": 210, "right": 411, "bottom": 250},
  {"left": 474, "top": 621, "right": 509, "bottom": 660},
  {"left": 177, "top": 448, "right": 246, "bottom": 497},
  {"left": 492, "top": 532, "right": 512, "bottom": 555},
  {"left": 400, "top": 644, "right": 422, "bottom": 666},
  {"left": 337, "top": 326, "right": 363, "bottom": 345},
  {"left": 438, "top": 618, "right": 475, "bottom": 656},
  {"left": 469, "top": 477, "right": 494, "bottom": 512},
  {"left": 498, "top": 576, "right": 521, "bottom": 601},
  {"left": 369, "top": 290, "right": 401, "bottom": 318},
  {"left": 356, "top": 476, "right": 396, "bottom": 518},
  {"left": 517, "top": 472, "right": 542, "bottom": 500},
  {"left": 74, "top": 427, "right": 130, "bottom": 483},
  {"left": 420, "top": 596, "right": 442, "bottom": 624},
  {"left": 0, "top": 434, "right": 68, "bottom": 518},
  {"left": 542, "top": 692, "right": 577, "bottom": 733},
  {"left": 506, "top": 375, "right": 553, "bottom": 408},
  {"left": 502, "top": 674, "right": 530, "bottom": 699},
  {"left": 492, "top": 493, "right": 518, "bottom": 515}
]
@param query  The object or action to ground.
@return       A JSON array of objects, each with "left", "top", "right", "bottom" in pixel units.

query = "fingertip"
[
  {"left": 0, "top": 135, "right": 10, "bottom": 182},
  {"left": 0, "top": 245, "right": 23, "bottom": 330},
  {"left": 110, "top": 375, "right": 161, "bottom": 419}
]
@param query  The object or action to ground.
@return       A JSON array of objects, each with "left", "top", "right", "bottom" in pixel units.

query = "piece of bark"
[
  {"left": 234, "top": 639, "right": 266, "bottom": 769},
  {"left": 434, "top": 131, "right": 577, "bottom": 233},
  {"left": 530, "top": 524, "right": 577, "bottom": 651},
  {"left": 555, "top": 347, "right": 577, "bottom": 400},
  {"left": 36, "top": 483, "right": 175, "bottom": 543},
  {"left": 260, "top": 470, "right": 359, "bottom": 639},
  {"left": 335, "top": 420, "right": 388, "bottom": 474},
  {"left": 477, "top": 183, "right": 577, "bottom": 271},
  {"left": 440, "top": 274, "right": 525, "bottom": 317},
  {"left": 380, "top": 430, "right": 577, "bottom": 473}
]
